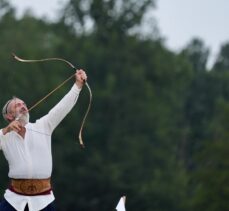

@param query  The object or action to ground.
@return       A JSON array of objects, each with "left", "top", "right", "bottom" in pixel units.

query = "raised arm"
[{"left": 36, "top": 69, "right": 87, "bottom": 133}]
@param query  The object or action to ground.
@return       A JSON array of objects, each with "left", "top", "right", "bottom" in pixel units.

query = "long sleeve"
[{"left": 35, "top": 84, "right": 81, "bottom": 134}]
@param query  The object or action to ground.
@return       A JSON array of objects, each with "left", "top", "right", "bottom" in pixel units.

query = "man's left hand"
[{"left": 75, "top": 69, "right": 87, "bottom": 89}]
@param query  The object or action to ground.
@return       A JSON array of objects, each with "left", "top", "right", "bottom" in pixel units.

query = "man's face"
[{"left": 7, "top": 98, "right": 29, "bottom": 124}]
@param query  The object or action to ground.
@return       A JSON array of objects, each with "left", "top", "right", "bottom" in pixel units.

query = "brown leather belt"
[{"left": 10, "top": 178, "right": 51, "bottom": 196}]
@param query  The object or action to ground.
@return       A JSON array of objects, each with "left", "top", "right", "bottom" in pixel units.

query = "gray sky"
[
  {"left": 9, "top": 0, "right": 229, "bottom": 67},
  {"left": 154, "top": 0, "right": 229, "bottom": 67}
]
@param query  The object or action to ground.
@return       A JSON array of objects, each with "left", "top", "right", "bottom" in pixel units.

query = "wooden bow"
[{"left": 12, "top": 53, "right": 92, "bottom": 148}]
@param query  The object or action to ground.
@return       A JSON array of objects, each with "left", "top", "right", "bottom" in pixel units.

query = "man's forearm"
[{"left": 39, "top": 84, "right": 81, "bottom": 132}]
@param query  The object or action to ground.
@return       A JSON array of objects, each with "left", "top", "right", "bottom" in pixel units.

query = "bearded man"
[{"left": 0, "top": 69, "right": 87, "bottom": 211}]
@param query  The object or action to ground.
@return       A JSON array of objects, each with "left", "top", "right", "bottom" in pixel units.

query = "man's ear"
[{"left": 5, "top": 113, "right": 14, "bottom": 122}]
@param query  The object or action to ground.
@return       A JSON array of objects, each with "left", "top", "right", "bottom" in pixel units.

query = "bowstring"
[{"left": 12, "top": 53, "right": 92, "bottom": 148}]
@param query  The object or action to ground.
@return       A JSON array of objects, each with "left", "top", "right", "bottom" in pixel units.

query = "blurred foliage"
[{"left": 0, "top": 0, "right": 228, "bottom": 211}]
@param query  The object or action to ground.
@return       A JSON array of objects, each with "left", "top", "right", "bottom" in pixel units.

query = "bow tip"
[
  {"left": 11, "top": 52, "right": 20, "bottom": 61},
  {"left": 80, "top": 143, "right": 85, "bottom": 149},
  {"left": 79, "top": 135, "right": 85, "bottom": 149}
]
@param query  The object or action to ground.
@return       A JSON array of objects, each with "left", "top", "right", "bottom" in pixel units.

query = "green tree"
[
  {"left": 190, "top": 99, "right": 229, "bottom": 211},
  {"left": 213, "top": 42, "right": 229, "bottom": 71},
  {"left": 61, "top": 0, "right": 155, "bottom": 35},
  {"left": 181, "top": 38, "right": 210, "bottom": 72}
]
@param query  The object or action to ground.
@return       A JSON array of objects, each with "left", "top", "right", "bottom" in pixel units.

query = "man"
[{"left": 0, "top": 69, "right": 87, "bottom": 211}]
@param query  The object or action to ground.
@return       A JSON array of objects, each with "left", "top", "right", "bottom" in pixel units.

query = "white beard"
[{"left": 15, "top": 112, "right": 30, "bottom": 126}]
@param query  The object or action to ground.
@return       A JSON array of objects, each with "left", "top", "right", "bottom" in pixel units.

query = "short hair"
[{"left": 2, "top": 97, "right": 17, "bottom": 122}]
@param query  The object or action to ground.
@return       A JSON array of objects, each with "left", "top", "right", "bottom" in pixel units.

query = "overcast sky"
[
  {"left": 9, "top": 0, "right": 229, "bottom": 67},
  {"left": 155, "top": 0, "right": 229, "bottom": 66}
]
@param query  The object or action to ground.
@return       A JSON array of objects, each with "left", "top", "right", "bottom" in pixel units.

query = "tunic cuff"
[{"left": 72, "top": 84, "right": 82, "bottom": 94}]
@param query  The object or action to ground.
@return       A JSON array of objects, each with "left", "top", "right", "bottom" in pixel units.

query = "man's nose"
[{"left": 21, "top": 106, "right": 28, "bottom": 112}]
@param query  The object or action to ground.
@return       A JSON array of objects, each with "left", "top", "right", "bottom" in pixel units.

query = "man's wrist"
[
  {"left": 75, "top": 81, "right": 83, "bottom": 89},
  {"left": 2, "top": 126, "right": 10, "bottom": 135}
]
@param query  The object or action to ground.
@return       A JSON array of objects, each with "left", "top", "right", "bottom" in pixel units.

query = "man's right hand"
[{"left": 3, "top": 121, "right": 23, "bottom": 135}]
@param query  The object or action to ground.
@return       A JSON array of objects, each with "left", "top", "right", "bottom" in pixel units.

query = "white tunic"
[{"left": 0, "top": 84, "right": 81, "bottom": 211}]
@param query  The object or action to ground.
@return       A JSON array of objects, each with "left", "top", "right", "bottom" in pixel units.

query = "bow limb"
[
  {"left": 12, "top": 53, "right": 92, "bottom": 148},
  {"left": 12, "top": 53, "right": 76, "bottom": 69},
  {"left": 79, "top": 82, "right": 92, "bottom": 148}
]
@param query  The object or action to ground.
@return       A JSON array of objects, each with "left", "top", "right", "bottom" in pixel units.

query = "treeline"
[{"left": 0, "top": 0, "right": 228, "bottom": 210}]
